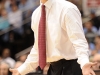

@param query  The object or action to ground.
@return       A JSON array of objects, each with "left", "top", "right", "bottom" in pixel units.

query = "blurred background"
[{"left": 0, "top": 0, "right": 100, "bottom": 75}]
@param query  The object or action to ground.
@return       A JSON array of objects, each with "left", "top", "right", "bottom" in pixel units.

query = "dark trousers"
[{"left": 47, "top": 59, "right": 82, "bottom": 75}]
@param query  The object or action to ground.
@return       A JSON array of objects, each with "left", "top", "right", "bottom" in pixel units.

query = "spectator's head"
[
  {"left": 18, "top": 54, "right": 27, "bottom": 62},
  {"left": 14, "top": 61, "right": 23, "bottom": 68},
  {"left": 10, "top": 4, "right": 18, "bottom": 12},
  {"left": 95, "top": 36, "right": 100, "bottom": 44},
  {"left": 1, "top": 48, "right": 11, "bottom": 58},
  {"left": 20, "top": 0, "right": 27, "bottom": 4},
  {"left": 1, "top": 9, "right": 7, "bottom": 18},
  {"left": 84, "top": 21, "right": 93, "bottom": 31},
  {"left": 0, "top": 0, "right": 6, "bottom": 16},
  {"left": 92, "top": 53, "right": 100, "bottom": 70},
  {"left": 10, "top": 0, "right": 16, "bottom": 5},
  {"left": 94, "top": 36, "right": 100, "bottom": 50},
  {"left": 0, "top": 56, "right": 2, "bottom": 61},
  {"left": 93, "top": 53, "right": 100, "bottom": 62},
  {"left": 0, "top": 61, "right": 10, "bottom": 75},
  {"left": 90, "top": 11, "right": 96, "bottom": 19}
]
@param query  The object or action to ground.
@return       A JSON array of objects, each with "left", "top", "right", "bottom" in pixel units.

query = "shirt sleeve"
[
  {"left": 17, "top": 10, "right": 39, "bottom": 75},
  {"left": 64, "top": 7, "right": 89, "bottom": 69},
  {"left": 17, "top": 46, "right": 39, "bottom": 75}
]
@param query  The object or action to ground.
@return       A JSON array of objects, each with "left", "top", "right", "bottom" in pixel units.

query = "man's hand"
[
  {"left": 82, "top": 62, "right": 97, "bottom": 75},
  {"left": 9, "top": 69, "right": 21, "bottom": 75}
]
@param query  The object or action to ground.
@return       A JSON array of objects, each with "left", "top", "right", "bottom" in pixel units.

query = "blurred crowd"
[
  {"left": 0, "top": 0, "right": 40, "bottom": 58},
  {"left": 0, "top": 0, "right": 100, "bottom": 75},
  {"left": 82, "top": 8, "right": 100, "bottom": 61},
  {"left": 0, "top": 0, "right": 40, "bottom": 75}
]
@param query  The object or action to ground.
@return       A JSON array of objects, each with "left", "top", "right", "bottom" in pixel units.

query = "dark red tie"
[{"left": 38, "top": 5, "right": 46, "bottom": 69}]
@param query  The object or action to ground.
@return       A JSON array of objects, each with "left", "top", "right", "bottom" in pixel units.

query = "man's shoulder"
[
  {"left": 55, "top": 0, "right": 78, "bottom": 9},
  {"left": 31, "top": 6, "right": 40, "bottom": 17}
]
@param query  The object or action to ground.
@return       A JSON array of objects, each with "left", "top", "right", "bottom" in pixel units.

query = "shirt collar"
[
  {"left": 40, "top": 0, "right": 66, "bottom": 9},
  {"left": 44, "top": 0, "right": 54, "bottom": 9},
  {"left": 40, "top": 0, "right": 65, "bottom": 9},
  {"left": 39, "top": 0, "right": 54, "bottom": 9}
]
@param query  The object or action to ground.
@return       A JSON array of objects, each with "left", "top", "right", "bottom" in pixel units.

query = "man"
[{"left": 10, "top": 0, "right": 97, "bottom": 75}]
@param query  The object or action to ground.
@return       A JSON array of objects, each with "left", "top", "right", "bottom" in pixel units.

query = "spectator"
[
  {"left": 92, "top": 53, "right": 100, "bottom": 62},
  {"left": 92, "top": 54, "right": 100, "bottom": 70},
  {"left": 0, "top": 9, "right": 10, "bottom": 30},
  {"left": 8, "top": 4, "right": 22, "bottom": 28},
  {"left": 4, "top": 0, "right": 11, "bottom": 13},
  {"left": 5, "top": 0, "right": 19, "bottom": 13},
  {"left": 95, "top": 36, "right": 100, "bottom": 52},
  {"left": 0, "top": 0, "right": 6, "bottom": 15},
  {"left": 84, "top": 21, "right": 97, "bottom": 34},
  {"left": 28, "top": 0, "right": 39, "bottom": 9},
  {"left": 0, "top": 61, "right": 11, "bottom": 75},
  {"left": 98, "top": 27, "right": 100, "bottom": 35},
  {"left": 0, "top": 56, "right": 2, "bottom": 61},
  {"left": 91, "top": 36, "right": 100, "bottom": 56},
  {"left": 84, "top": 21, "right": 97, "bottom": 44},
  {"left": 0, "top": 9, "right": 11, "bottom": 43},
  {"left": 19, "top": 0, "right": 35, "bottom": 11},
  {"left": 90, "top": 11, "right": 100, "bottom": 30},
  {"left": 8, "top": 3, "right": 24, "bottom": 36},
  {"left": 1, "top": 48, "right": 15, "bottom": 68},
  {"left": 18, "top": 54, "right": 28, "bottom": 62},
  {"left": 14, "top": 61, "right": 23, "bottom": 68},
  {"left": 19, "top": 0, "right": 33, "bottom": 20}
]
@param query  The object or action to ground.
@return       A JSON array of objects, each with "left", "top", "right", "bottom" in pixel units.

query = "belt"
[{"left": 50, "top": 59, "right": 77, "bottom": 66}]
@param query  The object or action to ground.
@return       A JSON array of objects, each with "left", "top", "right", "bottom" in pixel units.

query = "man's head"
[{"left": 40, "top": 0, "right": 48, "bottom": 4}]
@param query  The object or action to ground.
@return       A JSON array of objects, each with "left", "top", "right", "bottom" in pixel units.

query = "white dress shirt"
[{"left": 18, "top": 0, "right": 89, "bottom": 75}]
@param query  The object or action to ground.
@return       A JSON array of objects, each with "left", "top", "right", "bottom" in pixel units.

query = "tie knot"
[
  {"left": 41, "top": 4, "right": 45, "bottom": 14},
  {"left": 42, "top": 4, "right": 45, "bottom": 8}
]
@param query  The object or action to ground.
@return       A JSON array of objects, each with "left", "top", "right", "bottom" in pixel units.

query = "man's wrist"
[{"left": 78, "top": 58, "right": 89, "bottom": 69}]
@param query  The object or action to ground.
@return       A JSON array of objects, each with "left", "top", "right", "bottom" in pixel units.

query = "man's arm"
[
  {"left": 18, "top": 47, "right": 39, "bottom": 75},
  {"left": 10, "top": 47, "right": 39, "bottom": 75},
  {"left": 65, "top": 7, "right": 89, "bottom": 69},
  {"left": 64, "top": 6, "right": 96, "bottom": 75},
  {"left": 10, "top": 9, "right": 39, "bottom": 75}
]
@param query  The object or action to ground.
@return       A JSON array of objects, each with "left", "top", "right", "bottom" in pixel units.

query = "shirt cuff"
[
  {"left": 78, "top": 58, "right": 89, "bottom": 69},
  {"left": 17, "top": 63, "right": 37, "bottom": 75}
]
